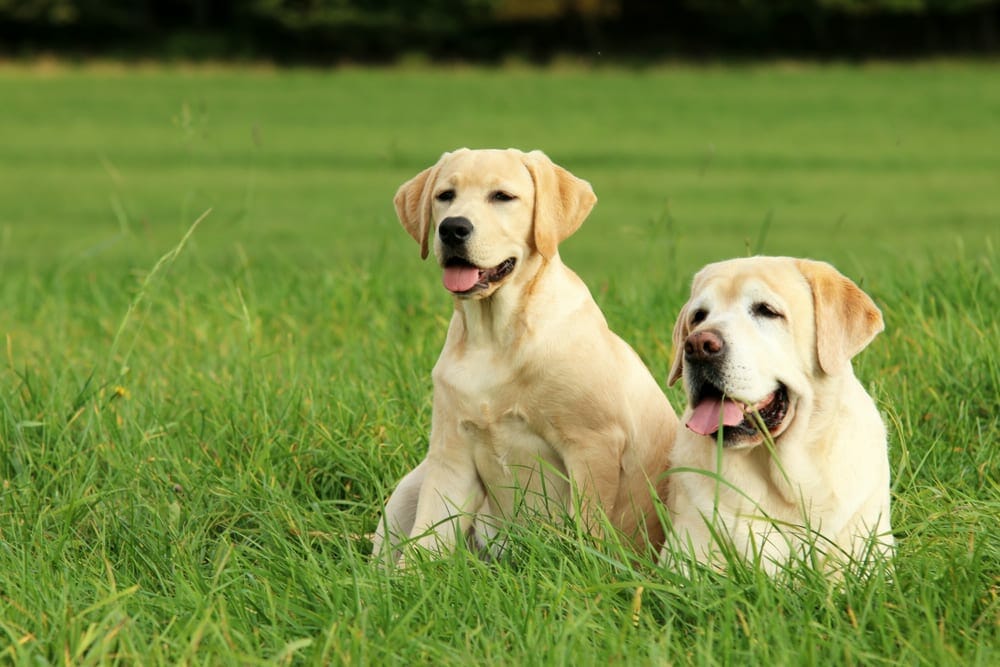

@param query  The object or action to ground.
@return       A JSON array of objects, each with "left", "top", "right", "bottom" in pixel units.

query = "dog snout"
[
  {"left": 684, "top": 329, "right": 725, "bottom": 363},
  {"left": 439, "top": 216, "right": 473, "bottom": 247}
]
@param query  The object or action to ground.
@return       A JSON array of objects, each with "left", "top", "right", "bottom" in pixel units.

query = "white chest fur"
[{"left": 434, "top": 342, "right": 570, "bottom": 519}]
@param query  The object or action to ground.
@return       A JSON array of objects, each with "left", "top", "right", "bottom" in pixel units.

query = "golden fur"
[
  {"left": 662, "top": 256, "right": 893, "bottom": 574},
  {"left": 373, "top": 148, "right": 677, "bottom": 565}
]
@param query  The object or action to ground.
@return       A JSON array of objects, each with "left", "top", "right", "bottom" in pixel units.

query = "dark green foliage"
[{"left": 1, "top": 0, "right": 998, "bottom": 59}]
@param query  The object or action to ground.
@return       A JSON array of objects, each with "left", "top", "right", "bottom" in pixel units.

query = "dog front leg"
[
  {"left": 372, "top": 460, "right": 429, "bottom": 567},
  {"left": 404, "top": 454, "right": 485, "bottom": 562}
]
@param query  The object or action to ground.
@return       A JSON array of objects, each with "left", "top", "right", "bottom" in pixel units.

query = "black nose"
[
  {"left": 439, "top": 216, "right": 473, "bottom": 247},
  {"left": 684, "top": 330, "right": 725, "bottom": 362}
]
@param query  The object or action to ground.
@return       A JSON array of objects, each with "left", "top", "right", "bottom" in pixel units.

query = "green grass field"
[{"left": 0, "top": 61, "right": 997, "bottom": 664}]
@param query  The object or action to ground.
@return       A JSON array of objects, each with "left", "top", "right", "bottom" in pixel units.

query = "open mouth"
[
  {"left": 441, "top": 257, "right": 516, "bottom": 295},
  {"left": 685, "top": 383, "right": 791, "bottom": 445}
]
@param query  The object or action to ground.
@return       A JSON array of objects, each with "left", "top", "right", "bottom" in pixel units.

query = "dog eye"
[
  {"left": 435, "top": 189, "right": 455, "bottom": 202},
  {"left": 752, "top": 302, "right": 783, "bottom": 319},
  {"left": 490, "top": 191, "right": 516, "bottom": 202},
  {"left": 690, "top": 309, "right": 708, "bottom": 325}
]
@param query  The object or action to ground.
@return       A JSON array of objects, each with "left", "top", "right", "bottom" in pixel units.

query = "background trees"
[{"left": 1, "top": 0, "right": 997, "bottom": 60}]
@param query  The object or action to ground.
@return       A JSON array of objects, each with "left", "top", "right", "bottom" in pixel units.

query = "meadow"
[{"left": 0, "top": 61, "right": 997, "bottom": 664}]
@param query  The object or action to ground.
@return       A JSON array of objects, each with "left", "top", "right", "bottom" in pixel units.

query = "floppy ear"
[
  {"left": 797, "top": 259, "right": 884, "bottom": 375},
  {"left": 668, "top": 268, "right": 709, "bottom": 386},
  {"left": 394, "top": 154, "right": 448, "bottom": 260},
  {"left": 667, "top": 300, "right": 690, "bottom": 387},
  {"left": 521, "top": 150, "right": 597, "bottom": 260}
]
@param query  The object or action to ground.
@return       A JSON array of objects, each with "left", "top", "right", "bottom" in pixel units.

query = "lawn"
[{"left": 0, "top": 61, "right": 997, "bottom": 664}]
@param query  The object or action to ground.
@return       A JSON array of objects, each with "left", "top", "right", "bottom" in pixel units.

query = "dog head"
[
  {"left": 394, "top": 148, "right": 596, "bottom": 299},
  {"left": 667, "top": 256, "right": 883, "bottom": 449}
]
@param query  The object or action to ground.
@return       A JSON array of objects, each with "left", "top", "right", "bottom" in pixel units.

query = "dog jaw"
[
  {"left": 685, "top": 380, "right": 796, "bottom": 449},
  {"left": 442, "top": 256, "right": 517, "bottom": 298}
]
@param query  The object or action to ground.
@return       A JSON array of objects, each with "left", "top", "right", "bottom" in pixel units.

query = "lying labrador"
[
  {"left": 372, "top": 148, "right": 677, "bottom": 565},
  {"left": 661, "top": 256, "right": 893, "bottom": 574}
]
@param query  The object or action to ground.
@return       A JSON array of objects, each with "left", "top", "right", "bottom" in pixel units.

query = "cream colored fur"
[
  {"left": 373, "top": 148, "right": 677, "bottom": 566},
  {"left": 662, "top": 256, "right": 893, "bottom": 575}
]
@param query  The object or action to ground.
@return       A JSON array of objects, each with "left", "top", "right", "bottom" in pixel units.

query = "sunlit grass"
[{"left": 0, "top": 62, "right": 997, "bottom": 664}]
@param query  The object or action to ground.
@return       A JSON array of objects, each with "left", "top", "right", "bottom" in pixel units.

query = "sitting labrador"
[
  {"left": 661, "top": 256, "right": 893, "bottom": 575},
  {"left": 372, "top": 148, "right": 677, "bottom": 565}
]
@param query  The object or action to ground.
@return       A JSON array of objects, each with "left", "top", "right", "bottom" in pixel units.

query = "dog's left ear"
[
  {"left": 797, "top": 259, "right": 884, "bottom": 375},
  {"left": 394, "top": 152, "right": 452, "bottom": 260},
  {"left": 668, "top": 268, "right": 710, "bottom": 386},
  {"left": 522, "top": 150, "right": 597, "bottom": 260},
  {"left": 667, "top": 301, "right": 690, "bottom": 387}
]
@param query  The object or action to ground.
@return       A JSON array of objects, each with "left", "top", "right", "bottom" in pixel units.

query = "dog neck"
[
  {"left": 449, "top": 253, "right": 571, "bottom": 351},
  {"left": 764, "top": 370, "right": 854, "bottom": 505}
]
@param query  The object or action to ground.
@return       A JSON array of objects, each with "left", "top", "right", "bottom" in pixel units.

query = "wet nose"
[
  {"left": 684, "top": 330, "right": 725, "bottom": 362},
  {"left": 438, "top": 216, "right": 473, "bottom": 247}
]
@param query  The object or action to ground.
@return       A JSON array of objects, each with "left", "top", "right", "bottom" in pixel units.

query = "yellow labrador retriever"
[
  {"left": 372, "top": 148, "right": 677, "bottom": 565},
  {"left": 661, "top": 257, "right": 893, "bottom": 574}
]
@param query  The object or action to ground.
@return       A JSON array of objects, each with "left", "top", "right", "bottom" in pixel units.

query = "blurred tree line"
[{"left": 0, "top": 0, "right": 997, "bottom": 60}]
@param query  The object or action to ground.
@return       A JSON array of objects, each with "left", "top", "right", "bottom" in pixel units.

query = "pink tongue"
[
  {"left": 686, "top": 398, "right": 745, "bottom": 436},
  {"left": 442, "top": 266, "right": 481, "bottom": 293}
]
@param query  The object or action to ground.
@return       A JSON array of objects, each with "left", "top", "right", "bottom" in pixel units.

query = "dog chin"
[{"left": 456, "top": 281, "right": 503, "bottom": 300}]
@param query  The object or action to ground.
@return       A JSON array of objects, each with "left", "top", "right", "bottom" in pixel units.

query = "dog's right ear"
[
  {"left": 522, "top": 150, "right": 597, "bottom": 260},
  {"left": 797, "top": 259, "right": 884, "bottom": 375},
  {"left": 667, "top": 301, "right": 690, "bottom": 387},
  {"left": 394, "top": 153, "right": 449, "bottom": 260}
]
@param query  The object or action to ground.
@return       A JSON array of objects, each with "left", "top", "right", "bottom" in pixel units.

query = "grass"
[{"left": 0, "top": 61, "right": 997, "bottom": 664}]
